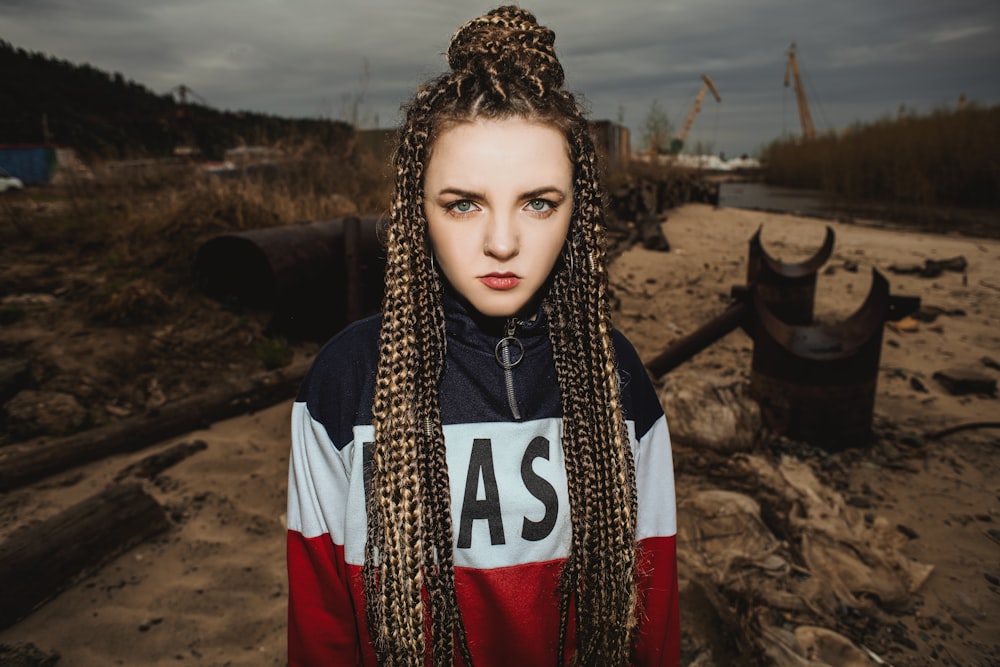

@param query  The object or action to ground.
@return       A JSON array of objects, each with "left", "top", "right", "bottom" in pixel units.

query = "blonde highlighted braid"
[{"left": 365, "top": 6, "right": 638, "bottom": 665}]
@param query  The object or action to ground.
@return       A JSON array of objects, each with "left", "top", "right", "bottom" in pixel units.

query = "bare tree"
[
  {"left": 340, "top": 58, "right": 371, "bottom": 129},
  {"left": 641, "top": 99, "right": 673, "bottom": 155}
]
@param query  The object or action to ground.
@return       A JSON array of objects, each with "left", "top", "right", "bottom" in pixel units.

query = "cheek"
[
  {"left": 426, "top": 216, "right": 469, "bottom": 268},
  {"left": 535, "top": 215, "right": 572, "bottom": 258}
]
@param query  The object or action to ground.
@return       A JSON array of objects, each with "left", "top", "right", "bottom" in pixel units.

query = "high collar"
[{"left": 442, "top": 286, "right": 549, "bottom": 349}]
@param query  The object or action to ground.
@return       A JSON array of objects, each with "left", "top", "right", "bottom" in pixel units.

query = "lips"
[{"left": 480, "top": 273, "right": 520, "bottom": 290}]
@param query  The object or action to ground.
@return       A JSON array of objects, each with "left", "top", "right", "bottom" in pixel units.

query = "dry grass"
[
  {"left": 762, "top": 104, "right": 999, "bottom": 228},
  {"left": 0, "top": 135, "right": 393, "bottom": 368},
  {"left": 3, "top": 137, "right": 393, "bottom": 284},
  {"left": 0, "top": 136, "right": 396, "bottom": 437}
]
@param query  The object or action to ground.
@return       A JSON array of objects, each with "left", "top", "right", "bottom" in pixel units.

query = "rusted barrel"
[
  {"left": 747, "top": 225, "right": 834, "bottom": 325},
  {"left": 194, "top": 215, "right": 386, "bottom": 342},
  {"left": 643, "top": 225, "right": 833, "bottom": 378},
  {"left": 748, "top": 269, "right": 917, "bottom": 449}
]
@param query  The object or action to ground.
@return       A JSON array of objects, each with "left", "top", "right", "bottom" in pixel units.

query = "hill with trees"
[{"left": 0, "top": 40, "right": 352, "bottom": 160}]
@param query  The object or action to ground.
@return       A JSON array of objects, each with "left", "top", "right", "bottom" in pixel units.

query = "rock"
[
  {"left": 660, "top": 378, "right": 761, "bottom": 452},
  {"left": 931, "top": 369, "right": 997, "bottom": 396},
  {"left": 145, "top": 377, "right": 166, "bottom": 409},
  {"left": 981, "top": 356, "right": 1000, "bottom": 371},
  {"left": 889, "top": 256, "right": 968, "bottom": 278},
  {"left": 913, "top": 305, "right": 966, "bottom": 322},
  {"left": 924, "top": 255, "right": 968, "bottom": 274},
  {"left": 0, "top": 642, "right": 60, "bottom": 667},
  {"left": 2, "top": 389, "right": 88, "bottom": 439},
  {"left": 0, "top": 358, "right": 31, "bottom": 404}
]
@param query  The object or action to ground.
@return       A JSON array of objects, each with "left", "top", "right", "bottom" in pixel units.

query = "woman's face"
[{"left": 424, "top": 117, "right": 573, "bottom": 319}]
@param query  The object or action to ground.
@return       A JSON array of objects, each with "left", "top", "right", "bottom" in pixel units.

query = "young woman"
[{"left": 286, "top": 6, "right": 679, "bottom": 666}]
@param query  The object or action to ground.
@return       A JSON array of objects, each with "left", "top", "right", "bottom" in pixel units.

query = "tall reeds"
[{"left": 762, "top": 105, "right": 999, "bottom": 223}]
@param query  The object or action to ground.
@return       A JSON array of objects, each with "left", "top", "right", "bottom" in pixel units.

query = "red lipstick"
[{"left": 480, "top": 273, "right": 520, "bottom": 290}]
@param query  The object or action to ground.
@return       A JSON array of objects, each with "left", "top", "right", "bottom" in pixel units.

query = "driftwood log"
[
  {"left": 0, "top": 483, "right": 170, "bottom": 630},
  {"left": 113, "top": 439, "right": 208, "bottom": 483},
  {"left": 0, "top": 358, "right": 311, "bottom": 492}
]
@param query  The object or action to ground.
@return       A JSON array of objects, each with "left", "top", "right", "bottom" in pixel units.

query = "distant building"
[
  {"left": 0, "top": 144, "right": 56, "bottom": 185},
  {"left": 224, "top": 145, "right": 283, "bottom": 167},
  {"left": 0, "top": 144, "right": 92, "bottom": 185}
]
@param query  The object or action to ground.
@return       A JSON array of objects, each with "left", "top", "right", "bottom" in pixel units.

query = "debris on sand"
[{"left": 676, "top": 447, "right": 934, "bottom": 666}]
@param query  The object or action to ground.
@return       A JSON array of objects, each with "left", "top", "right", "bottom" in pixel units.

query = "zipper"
[{"left": 494, "top": 318, "right": 525, "bottom": 420}]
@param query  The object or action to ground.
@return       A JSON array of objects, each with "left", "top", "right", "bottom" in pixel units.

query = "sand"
[{"left": 1, "top": 204, "right": 997, "bottom": 666}]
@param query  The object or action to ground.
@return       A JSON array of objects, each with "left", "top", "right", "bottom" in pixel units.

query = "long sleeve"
[
  {"left": 633, "top": 414, "right": 681, "bottom": 667},
  {"left": 614, "top": 331, "right": 680, "bottom": 667},
  {"left": 286, "top": 400, "right": 363, "bottom": 666},
  {"left": 285, "top": 312, "right": 680, "bottom": 665}
]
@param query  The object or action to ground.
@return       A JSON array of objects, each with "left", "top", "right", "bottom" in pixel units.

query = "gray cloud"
[{"left": 2, "top": 0, "right": 998, "bottom": 156}]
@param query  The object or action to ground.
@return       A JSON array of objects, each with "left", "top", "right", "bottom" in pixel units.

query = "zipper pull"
[
  {"left": 496, "top": 318, "right": 524, "bottom": 420},
  {"left": 495, "top": 318, "right": 525, "bottom": 370}
]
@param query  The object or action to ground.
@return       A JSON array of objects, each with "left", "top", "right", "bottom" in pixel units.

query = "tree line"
[{"left": 0, "top": 40, "right": 352, "bottom": 160}]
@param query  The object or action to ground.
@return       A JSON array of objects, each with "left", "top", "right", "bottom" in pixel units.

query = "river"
[{"left": 717, "top": 180, "right": 842, "bottom": 219}]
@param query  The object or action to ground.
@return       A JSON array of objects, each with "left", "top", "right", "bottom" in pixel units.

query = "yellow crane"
[
  {"left": 671, "top": 74, "right": 721, "bottom": 154},
  {"left": 784, "top": 42, "right": 816, "bottom": 140}
]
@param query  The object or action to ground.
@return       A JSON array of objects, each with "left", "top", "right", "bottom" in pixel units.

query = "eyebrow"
[{"left": 433, "top": 186, "right": 568, "bottom": 201}]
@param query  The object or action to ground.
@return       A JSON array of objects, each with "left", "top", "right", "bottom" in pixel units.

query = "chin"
[
  {"left": 466, "top": 294, "right": 530, "bottom": 319},
  {"left": 471, "top": 303, "right": 523, "bottom": 318}
]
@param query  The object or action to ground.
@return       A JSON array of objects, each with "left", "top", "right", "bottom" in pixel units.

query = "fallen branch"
[
  {"left": 979, "top": 279, "right": 1000, "bottom": 292},
  {"left": 0, "top": 357, "right": 311, "bottom": 492},
  {"left": 926, "top": 421, "right": 1000, "bottom": 441},
  {"left": 113, "top": 439, "right": 208, "bottom": 483}
]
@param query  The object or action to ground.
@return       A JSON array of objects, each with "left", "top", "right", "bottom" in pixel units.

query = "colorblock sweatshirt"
[{"left": 287, "top": 295, "right": 679, "bottom": 666}]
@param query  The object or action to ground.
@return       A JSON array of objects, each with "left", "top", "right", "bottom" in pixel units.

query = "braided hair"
[{"left": 365, "top": 6, "right": 639, "bottom": 665}]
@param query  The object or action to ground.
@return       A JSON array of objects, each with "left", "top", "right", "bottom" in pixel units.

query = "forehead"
[{"left": 425, "top": 118, "right": 571, "bottom": 186}]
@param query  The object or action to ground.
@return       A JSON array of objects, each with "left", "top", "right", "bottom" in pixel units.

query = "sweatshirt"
[{"left": 287, "top": 294, "right": 679, "bottom": 666}]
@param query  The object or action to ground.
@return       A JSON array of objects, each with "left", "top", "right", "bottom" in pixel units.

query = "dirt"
[{"left": 0, "top": 199, "right": 998, "bottom": 666}]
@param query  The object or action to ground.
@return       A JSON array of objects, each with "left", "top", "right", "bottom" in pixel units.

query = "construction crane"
[
  {"left": 168, "top": 84, "right": 211, "bottom": 156},
  {"left": 784, "top": 42, "right": 816, "bottom": 140},
  {"left": 671, "top": 74, "right": 721, "bottom": 154}
]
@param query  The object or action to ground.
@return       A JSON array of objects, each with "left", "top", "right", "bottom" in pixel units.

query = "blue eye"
[
  {"left": 526, "top": 199, "right": 554, "bottom": 214},
  {"left": 446, "top": 200, "right": 477, "bottom": 215}
]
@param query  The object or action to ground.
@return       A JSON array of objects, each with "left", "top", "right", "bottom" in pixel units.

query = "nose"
[{"left": 484, "top": 212, "right": 519, "bottom": 260}]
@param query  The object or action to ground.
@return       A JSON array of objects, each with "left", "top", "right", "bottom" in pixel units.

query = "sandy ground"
[{"left": 1, "top": 203, "right": 998, "bottom": 666}]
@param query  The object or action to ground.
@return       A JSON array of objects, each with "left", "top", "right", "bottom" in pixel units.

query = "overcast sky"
[{"left": 3, "top": 0, "right": 998, "bottom": 157}]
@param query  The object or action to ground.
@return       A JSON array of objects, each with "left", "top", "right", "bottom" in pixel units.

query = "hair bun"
[{"left": 447, "top": 5, "right": 564, "bottom": 91}]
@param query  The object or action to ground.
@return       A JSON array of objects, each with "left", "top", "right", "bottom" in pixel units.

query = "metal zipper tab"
[{"left": 495, "top": 318, "right": 524, "bottom": 420}]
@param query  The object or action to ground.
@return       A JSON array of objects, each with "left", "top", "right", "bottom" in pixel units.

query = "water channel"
[{"left": 717, "top": 180, "right": 841, "bottom": 219}]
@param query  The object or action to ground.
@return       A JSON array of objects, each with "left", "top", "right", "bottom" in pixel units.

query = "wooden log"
[
  {"left": 932, "top": 368, "right": 998, "bottom": 396},
  {"left": 113, "top": 439, "right": 208, "bottom": 483},
  {"left": 0, "top": 483, "right": 170, "bottom": 630},
  {"left": 0, "top": 357, "right": 311, "bottom": 492}
]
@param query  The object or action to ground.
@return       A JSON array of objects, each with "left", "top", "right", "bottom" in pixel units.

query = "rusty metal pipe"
[
  {"left": 645, "top": 300, "right": 750, "bottom": 379},
  {"left": 193, "top": 215, "right": 386, "bottom": 342}
]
